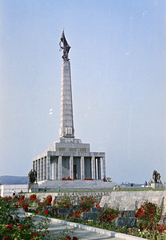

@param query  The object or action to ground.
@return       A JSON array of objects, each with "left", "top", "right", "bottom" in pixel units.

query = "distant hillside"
[{"left": 0, "top": 176, "right": 28, "bottom": 185}]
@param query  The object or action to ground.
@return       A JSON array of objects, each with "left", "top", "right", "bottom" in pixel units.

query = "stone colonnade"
[{"left": 33, "top": 154, "right": 105, "bottom": 181}]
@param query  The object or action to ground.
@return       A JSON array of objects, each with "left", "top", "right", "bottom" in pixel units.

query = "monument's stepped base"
[
  {"left": 100, "top": 191, "right": 166, "bottom": 215},
  {"left": 37, "top": 180, "right": 117, "bottom": 191}
]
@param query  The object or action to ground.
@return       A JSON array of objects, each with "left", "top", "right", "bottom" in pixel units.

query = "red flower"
[
  {"left": 30, "top": 194, "right": 36, "bottom": 201},
  {"left": 5, "top": 224, "right": 13, "bottom": 229},
  {"left": 65, "top": 235, "right": 71, "bottom": 240},
  {"left": 17, "top": 224, "right": 24, "bottom": 229},
  {"left": 4, "top": 235, "right": 11, "bottom": 239},
  {"left": 96, "top": 205, "right": 101, "bottom": 210},
  {"left": 81, "top": 201, "right": 85, "bottom": 205},
  {"left": 23, "top": 206, "right": 28, "bottom": 211},
  {"left": 73, "top": 237, "right": 78, "bottom": 240},
  {"left": 7, "top": 215, "right": 13, "bottom": 220},
  {"left": 33, "top": 233, "right": 39, "bottom": 237},
  {"left": 151, "top": 217, "right": 153, "bottom": 221},
  {"left": 41, "top": 234, "right": 45, "bottom": 237},
  {"left": 35, "top": 210, "right": 38, "bottom": 214},
  {"left": 44, "top": 210, "right": 49, "bottom": 215},
  {"left": 53, "top": 200, "right": 56, "bottom": 205},
  {"left": 46, "top": 195, "right": 52, "bottom": 203}
]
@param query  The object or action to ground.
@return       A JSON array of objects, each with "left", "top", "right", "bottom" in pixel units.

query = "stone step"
[{"left": 37, "top": 180, "right": 116, "bottom": 191}]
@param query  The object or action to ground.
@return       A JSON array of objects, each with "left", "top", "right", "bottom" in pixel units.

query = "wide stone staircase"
[{"left": 37, "top": 180, "right": 117, "bottom": 191}]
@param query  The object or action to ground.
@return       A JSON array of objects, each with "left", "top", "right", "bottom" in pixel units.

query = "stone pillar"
[
  {"left": 51, "top": 160, "right": 54, "bottom": 180},
  {"left": 58, "top": 155, "right": 62, "bottom": 180},
  {"left": 70, "top": 156, "right": 73, "bottom": 179},
  {"left": 37, "top": 160, "right": 40, "bottom": 181},
  {"left": 96, "top": 158, "right": 98, "bottom": 180},
  {"left": 91, "top": 156, "right": 95, "bottom": 180},
  {"left": 102, "top": 156, "right": 106, "bottom": 179},
  {"left": 43, "top": 157, "right": 46, "bottom": 180},
  {"left": 99, "top": 157, "right": 102, "bottom": 180},
  {"left": 35, "top": 160, "right": 37, "bottom": 171},
  {"left": 33, "top": 161, "right": 35, "bottom": 170},
  {"left": 46, "top": 155, "right": 50, "bottom": 180},
  {"left": 81, "top": 156, "right": 84, "bottom": 180},
  {"left": 40, "top": 158, "right": 43, "bottom": 180}
]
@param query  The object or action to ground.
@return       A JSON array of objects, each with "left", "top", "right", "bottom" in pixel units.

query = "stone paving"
[{"left": 19, "top": 210, "right": 146, "bottom": 240}]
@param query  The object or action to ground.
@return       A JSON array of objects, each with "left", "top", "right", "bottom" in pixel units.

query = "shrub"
[
  {"left": 79, "top": 196, "right": 95, "bottom": 212},
  {"left": 0, "top": 197, "right": 50, "bottom": 239},
  {"left": 58, "top": 195, "right": 73, "bottom": 209},
  {"left": 62, "top": 177, "right": 66, "bottom": 181},
  {"left": 135, "top": 200, "right": 162, "bottom": 230},
  {"left": 98, "top": 208, "right": 119, "bottom": 223}
]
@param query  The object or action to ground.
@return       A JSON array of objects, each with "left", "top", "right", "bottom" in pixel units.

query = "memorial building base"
[{"left": 33, "top": 138, "right": 106, "bottom": 182}]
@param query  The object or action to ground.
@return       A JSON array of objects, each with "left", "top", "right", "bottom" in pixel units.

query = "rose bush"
[
  {"left": 58, "top": 195, "right": 73, "bottom": 209},
  {"left": 135, "top": 200, "right": 162, "bottom": 230},
  {"left": 0, "top": 196, "right": 50, "bottom": 240}
]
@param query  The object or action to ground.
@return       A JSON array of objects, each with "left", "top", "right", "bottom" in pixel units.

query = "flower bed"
[
  {"left": 0, "top": 196, "right": 50, "bottom": 239},
  {"left": 1, "top": 194, "right": 166, "bottom": 240}
]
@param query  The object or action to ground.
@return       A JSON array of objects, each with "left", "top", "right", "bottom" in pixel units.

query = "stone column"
[
  {"left": 70, "top": 156, "right": 73, "bottom": 179},
  {"left": 40, "top": 158, "right": 43, "bottom": 180},
  {"left": 35, "top": 160, "right": 37, "bottom": 171},
  {"left": 39, "top": 158, "right": 42, "bottom": 181},
  {"left": 102, "top": 156, "right": 106, "bottom": 179},
  {"left": 33, "top": 161, "right": 35, "bottom": 170},
  {"left": 43, "top": 157, "right": 46, "bottom": 180},
  {"left": 58, "top": 155, "right": 62, "bottom": 180},
  {"left": 91, "top": 156, "right": 95, "bottom": 180},
  {"left": 46, "top": 155, "right": 50, "bottom": 180},
  {"left": 37, "top": 160, "right": 40, "bottom": 181},
  {"left": 96, "top": 158, "right": 98, "bottom": 180},
  {"left": 99, "top": 158, "right": 102, "bottom": 180},
  {"left": 52, "top": 160, "right": 54, "bottom": 180},
  {"left": 81, "top": 156, "right": 84, "bottom": 180}
]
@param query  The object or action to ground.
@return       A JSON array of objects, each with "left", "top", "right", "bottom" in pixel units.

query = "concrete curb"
[{"left": 23, "top": 211, "right": 147, "bottom": 240}]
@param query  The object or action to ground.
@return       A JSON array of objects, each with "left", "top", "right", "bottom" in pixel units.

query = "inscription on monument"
[
  {"left": 69, "top": 148, "right": 76, "bottom": 152},
  {"left": 59, "top": 148, "right": 65, "bottom": 152},
  {"left": 80, "top": 148, "right": 86, "bottom": 152}
]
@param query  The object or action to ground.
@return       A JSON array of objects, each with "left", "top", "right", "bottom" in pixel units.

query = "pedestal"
[
  {"left": 151, "top": 183, "right": 163, "bottom": 189},
  {"left": 28, "top": 183, "right": 39, "bottom": 192}
]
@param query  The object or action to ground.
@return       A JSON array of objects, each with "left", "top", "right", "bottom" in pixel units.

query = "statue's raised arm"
[{"left": 59, "top": 30, "right": 71, "bottom": 61}]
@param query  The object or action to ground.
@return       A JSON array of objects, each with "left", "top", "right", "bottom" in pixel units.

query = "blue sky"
[{"left": 0, "top": 0, "right": 166, "bottom": 183}]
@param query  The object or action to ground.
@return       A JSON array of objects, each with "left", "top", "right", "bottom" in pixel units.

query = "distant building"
[{"left": 32, "top": 30, "right": 106, "bottom": 181}]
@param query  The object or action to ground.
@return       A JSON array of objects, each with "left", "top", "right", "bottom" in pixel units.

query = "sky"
[{"left": 0, "top": 0, "right": 166, "bottom": 184}]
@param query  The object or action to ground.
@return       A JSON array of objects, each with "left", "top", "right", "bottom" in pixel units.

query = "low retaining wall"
[
  {"left": 25, "top": 190, "right": 166, "bottom": 215},
  {"left": 24, "top": 191, "right": 111, "bottom": 204},
  {"left": 100, "top": 191, "right": 166, "bottom": 214}
]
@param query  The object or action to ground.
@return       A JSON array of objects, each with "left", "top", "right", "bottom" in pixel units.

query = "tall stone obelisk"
[{"left": 59, "top": 30, "right": 74, "bottom": 138}]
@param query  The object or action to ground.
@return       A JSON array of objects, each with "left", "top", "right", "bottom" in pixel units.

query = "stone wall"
[
  {"left": 100, "top": 191, "right": 166, "bottom": 214},
  {"left": 24, "top": 191, "right": 111, "bottom": 204}
]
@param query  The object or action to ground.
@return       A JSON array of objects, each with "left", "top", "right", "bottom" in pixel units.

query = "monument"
[
  {"left": 151, "top": 170, "right": 163, "bottom": 189},
  {"left": 32, "top": 30, "right": 106, "bottom": 185}
]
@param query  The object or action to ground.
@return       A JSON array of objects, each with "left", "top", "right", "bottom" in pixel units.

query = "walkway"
[
  {"left": 21, "top": 211, "right": 145, "bottom": 240},
  {"left": 18, "top": 210, "right": 145, "bottom": 240}
]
